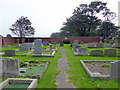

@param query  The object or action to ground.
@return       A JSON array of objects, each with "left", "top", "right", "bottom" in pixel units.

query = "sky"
[{"left": 0, "top": 0, "right": 119, "bottom": 37}]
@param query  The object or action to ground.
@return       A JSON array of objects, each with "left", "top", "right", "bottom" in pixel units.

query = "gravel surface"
[
  {"left": 84, "top": 61, "right": 111, "bottom": 75},
  {"left": 56, "top": 48, "right": 76, "bottom": 88}
]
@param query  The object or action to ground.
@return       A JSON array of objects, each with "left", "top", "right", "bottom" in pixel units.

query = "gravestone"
[
  {"left": 80, "top": 41, "right": 84, "bottom": 44},
  {"left": 43, "top": 41, "right": 49, "bottom": 46},
  {"left": 72, "top": 40, "right": 79, "bottom": 49},
  {"left": 112, "top": 43, "right": 119, "bottom": 48},
  {"left": 74, "top": 47, "right": 78, "bottom": 52},
  {"left": 20, "top": 43, "right": 33, "bottom": 51},
  {"left": 104, "top": 49, "right": 116, "bottom": 56},
  {"left": 60, "top": 41, "right": 64, "bottom": 46},
  {"left": 74, "top": 40, "right": 79, "bottom": 44},
  {"left": 1, "top": 57, "right": 20, "bottom": 77},
  {"left": 28, "top": 43, "right": 33, "bottom": 49},
  {"left": 34, "top": 39, "right": 42, "bottom": 55},
  {"left": 2, "top": 45, "right": 8, "bottom": 47},
  {"left": 110, "top": 61, "right": 120, "bottom": 80},
  {"left": 70, "top": 41, "right": 73, "bottom": 47},
  {"left": 90, "top": 50, "right": 103, "bottom": 56},
  {"left": 53, "top": 44, "right": 56, "bottom": 49},
  {"left": 4, "top": 50, "right": 16, "bottom": 56},
  {"left": 78, "top": 48, "right": 88, "bottom": 55},
  {"left": 50, "top": 45, "right": 52, "bottom": 50},
  {"left": 96, "top": 43, "right": 103, "bottom": 48},
  {"left": 87, "top": 43, "right": 96, "bottom": 48},
  {"left": 14, "top": 44, "right": 20, "bottom": 48},
  {"left": 104, "top": 44, "right": 112, "bottom": 48}
]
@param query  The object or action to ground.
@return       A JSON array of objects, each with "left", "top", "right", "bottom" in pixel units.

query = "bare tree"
[{"left": 10, "top": 16, "right": 35, "bottom": 42}]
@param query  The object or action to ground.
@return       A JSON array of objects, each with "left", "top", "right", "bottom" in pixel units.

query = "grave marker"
[
  {"left": 4, "top": 50, "right": 16, "bottom": 56},
  {"left": 78, "top": 48, "right": 88, "bottom": 55},
  {"left": 60, "top": 41, "right": 64, "bottom": 46},
  {"left": 110, "top": 61, "right": 120, "bottom": 80},
  {"left": 87, "top": 43, "right": 96, "bottom": 48},
  {"left": 1, "top": 57, "right": 20, "bottom": 77},
  {"left": 96, "top": 43, "right": 103, "bottom": 48},
  {"left": 20, "top": 43, "right": 33, "bottom": 51},
  {"left": 34, "top": 39, "right": 42, "bottom": 55},
  {"left": 104, "top": 49, "right": 116, "bottom": 56},
  {"left": 90, "top": 50, "right": 103, "bottom": 56}
]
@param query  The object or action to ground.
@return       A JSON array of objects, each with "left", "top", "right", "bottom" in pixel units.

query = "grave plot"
[
  {"left": 2, "top": 50, "right": 33, "bottom": 56},
  {"left": 80, "top": 60, "right": 120, "bottom": 80},
  {"left": 33, "top": 39, "right": 56, "bottom": 57},
  {"left": 19, "top": 43, "right": 33, "bottom": 51},
  {"left": 19, "top": 60, "right": 49, "bottom": 79},
  {"left": 16, "top": 50, "right": 34, "bottom": 56},
  {"left": 87, "top": 43, "right": 96, "bottom": 48},
  {"left": 42, "top": 47, "right": 57, "bottom": 55},
  {"left": 1, "top": 45, "right": 19, "bottom": 51},
  {"left": 72, "top": 47, "right": 88, "bottom": 56},
  {"left": 0, "top": 78, "right": 38, "bottom": 89}
]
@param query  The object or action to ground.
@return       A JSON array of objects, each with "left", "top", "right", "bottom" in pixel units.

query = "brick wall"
[
  {"left": 0, "top": 37, "right": 17, "bottom": 45},
  {"left": 0, "top": 36, "right": 102, "bottom": 45}
]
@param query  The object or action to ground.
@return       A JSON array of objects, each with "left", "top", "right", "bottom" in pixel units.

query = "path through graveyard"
[{"left": 56, "top": 48, "right": 76, "bottom": 88}]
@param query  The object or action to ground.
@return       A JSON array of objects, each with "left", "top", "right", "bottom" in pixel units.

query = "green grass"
[
  {"left": 1, "top": 44, "right": 120, "bottom": 88},
  {"left": 65, "top": 44, "right": 120, "bottom": 88},
  {"left": 16, "top": 50, "right": 33, "bottom": 55},
  {"left": 0, "top": 46, "right": 19, "bottom": 51},
  {"left": 3, "top": 47, "right": 62, "bottom": 88}
]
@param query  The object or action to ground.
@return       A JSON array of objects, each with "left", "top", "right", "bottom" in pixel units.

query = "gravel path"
[{"left": 56, "top": 48, "right": 76, "bottom": 88}]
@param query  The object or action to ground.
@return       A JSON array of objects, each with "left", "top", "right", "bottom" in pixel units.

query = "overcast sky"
[{"left": 0, "top": 0, "right": 119, "bottom": 37}]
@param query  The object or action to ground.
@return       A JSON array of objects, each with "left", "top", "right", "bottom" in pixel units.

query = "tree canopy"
[
  {"left": 50, "top": 1, "right": 118, "bottom": 38},
  {"left": 10, "top": 16, "right": 35, "bottom": 38},
  {"left": 6, "top": 34, "right": 12, "bottom": 37}
]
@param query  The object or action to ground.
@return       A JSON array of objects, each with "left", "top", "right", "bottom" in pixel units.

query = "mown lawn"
[
  {"left": 2, "top": 46, "right": 62, "bottom": 88},
  {"left": 65, "top": 44, "right": 120, "bottom": 88},
  {"left": 0, "top": 46, "right": 19, "bottom": 51},
  {"left": 1, "top": 44, "right": 120, "bottom": 88}
]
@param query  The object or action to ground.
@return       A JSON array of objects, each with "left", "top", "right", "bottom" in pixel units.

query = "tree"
[
  {"left": 60, "top": 5, "right": 102, "bottom": 36},
  {"left": 6, "top": 34, "right": 12, "bottom": 37},
  {"left": 73, "top": 1, "right": 107, "bottom": 32},
  {"left": 50, "top": 32, "right": 61, "bottom": 37},
  {"left": 0, "top": 35, "right": 3, "bottom": 37},
  {"left": 99, "top": 22, "right": 119, "bottom": 39},
  {"left": 10, "top": 16, "right": 35, "bottom": 41},
  {"left": 55, "top": 1, "right": 118, "bottom": 37}
]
